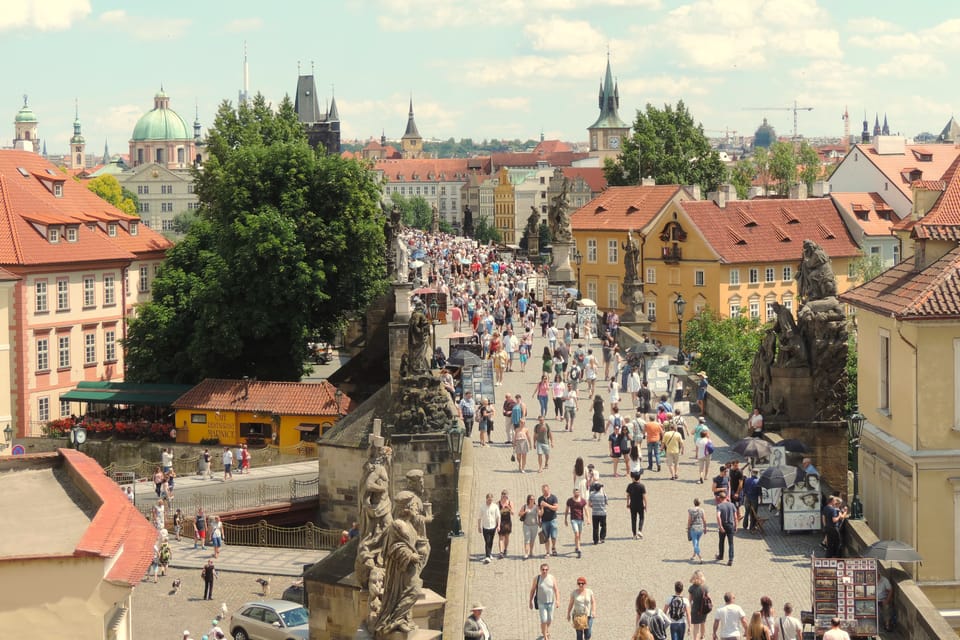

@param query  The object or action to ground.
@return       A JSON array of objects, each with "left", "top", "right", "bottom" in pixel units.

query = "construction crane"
[
  {"left": 743, "top": 100, "right": 814, "bottom": 140},
  {"left": 703, "top": 128, "right": 738, "bottom": 144}
]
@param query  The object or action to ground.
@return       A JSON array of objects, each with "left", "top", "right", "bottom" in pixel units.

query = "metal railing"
[
  {"left": 138, "top": 477, "right": 320, "bottom": 522},
  {"left": 104, "top": 444, "right": 316, "bottom": 481},
  {"left": 157, "top": 517, "right": 339, "bottom": 551}
]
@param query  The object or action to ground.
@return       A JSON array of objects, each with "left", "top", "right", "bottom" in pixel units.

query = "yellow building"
[
  {"left": 841, "top": 161, "right": 960, "bottom": 617},
  {"left": 493, "top": 167, "right": 516, "bottom": 244},
  {"left": 572, "top": 185, "right": 861, "bottom": 346},
  {"left": 171, "top": 378, "right": 352, "bottom": 448}
]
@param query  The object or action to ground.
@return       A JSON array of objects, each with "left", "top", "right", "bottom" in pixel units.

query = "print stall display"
[{"left": 811, "top": 557, "right": 878, "bottom": 637}]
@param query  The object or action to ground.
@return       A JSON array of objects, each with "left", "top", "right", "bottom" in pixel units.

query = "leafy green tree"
[
  {"left": 798, "top": 142, "right": 822, "bottom": 191},
  {"left": 752, "top": 146, "right": 771, "bottom": 194},
  {"left": 87, "top": 174, "right": 137, "bottom": 214},
  {"left": 473, "top": 215, "right": 502, "bottom": 244},
  {"left": 683, "top": 308, "right": 764, "bottom": 410},
  {"left": 768, "top": 141, "right": 798, "bottom": 196},
  {"left": 538, "top": 221, "right": 551, "bottom": 248},
  {"left": 846, "top": 331, "right": 858, "bottom": 417},
  {"left": 125, "top": 93, "right": 387, "bottom": 383},
  {"left": 729, "top": 159, "right": 754, "bottom": 199},
  {"left": 390, "top": 193, "right": 432, "bottom": 229},
  {"left": 849, "top": 254, "right": 884, "bottom": 283},
  {"left": 604, "top": 100, "right": 726, "bottom": 193}
]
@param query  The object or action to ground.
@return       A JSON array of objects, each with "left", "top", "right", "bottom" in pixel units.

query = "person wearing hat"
[
  {"left": 463, "top": 602, "right": 491, "bottom": 639},
  {"left": 742, "top": 469, "right": 763, "bottom": 532},
  {"left": 696, "top": 371, "right": 708, "bottom": 415}
]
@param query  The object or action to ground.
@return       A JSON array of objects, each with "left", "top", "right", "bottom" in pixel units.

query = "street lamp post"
[
  {"left": 573, "top": 249, "right": 583, "bottom": 301},
  {"left": 0, "top": 424, "right": 11, "bottom": 451},
  {"left": 846, "top": 406, "right": 866, "bottom": 520},
  {"left": 446, "top": 422, "right": 466, "bottom": 537},
  {"left": 674, "top": 293, "right": 687, "bottom": 364},
  {"left": 429, "top": 298, "right": 440, "bottom": 364}
]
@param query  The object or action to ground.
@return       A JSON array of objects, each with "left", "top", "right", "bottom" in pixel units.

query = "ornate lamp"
[
  {"left": 846, "top": 406, "right": 866, "bottom": 519},
  {"left": 674, "top": 293, "right": 687, "bottom": 364},
  {"left": 446, "top": 422, "right": 466, "bottom": 537},
  {"left": 429, "top": 299, "right": 440, "bottom": 357},
  {"left": 0, "top": 424, "right": 11, "bottom": 451},
  {"left": 573, "top": 249, "right": 583, "bottom": 300}
]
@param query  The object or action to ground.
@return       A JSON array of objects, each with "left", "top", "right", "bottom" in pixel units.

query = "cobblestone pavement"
[{"left": 461, "top": 324, "right": 824, "bottom": 640}]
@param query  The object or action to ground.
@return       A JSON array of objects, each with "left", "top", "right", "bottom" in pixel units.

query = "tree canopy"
[
  {"left": 604, "top": 100, "right": 726, "bottom": 193},
  {"left": 683, "top": 309, "right": 764, "bottom": 410},
  {"left": 125, "top": 94, "right": 387, "bottom": 383},
  {"left": 86, "top": 174, "right": 137, "bottom": 214}
]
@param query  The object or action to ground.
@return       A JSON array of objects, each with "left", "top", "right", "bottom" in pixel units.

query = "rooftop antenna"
[{"left": 297, "top": 60, "right": 301, "bottom": 75}]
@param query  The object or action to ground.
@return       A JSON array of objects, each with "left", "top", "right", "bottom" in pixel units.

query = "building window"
[
  {"left": 783, "top": 297, "right": 793, "bottom": 313},
  {"left": 647, "top": 299, "right": 656, "bottom": 322},
  {"left": 695, "top": 270, "right": 705, "bottom": 286},
  {"left": 84, "top": 333, "right": 96, "bottom": 365},
  {"left": 138, "top": 185, "right": 149, "bottom": 195},
  {"left": 54, "top": 183, "right": 63, "bottom": 197},
  {"left": 108, "top": 223, "right": 117, "bottom": 237},
  {"left": 187, "top": 183, "right": 195, "bottom": 194},
  {"left": 729, "top": 302, "right": 740, "bottom": 318},
  {"left": 765, "top": 267, "right": 775, "bottom": 283},
  {"left": 130, "top": 221, "right": 138, "bottom": 236},
  {"left": 893, "top": 244, "right": 900, "bottom": 264},
  {"left": 766, "top": 300, "right": 776, "bottom": 321},
  {"left": 190, "top": 413, "right": 207, "bottom": 424},
  {"left": 586, "top": 280, "right": 597, "bottom": 302},
  {"left": 138, "top": 202, "right": 150, "bottom": 213},
  {"left": 60, "top": 398, "right": 70, "bottom": 418},
  {"left": 36, "top": 338, "right": 49, "bottom": 371},
  {"left": 162, "top": 219, "right": 175, "bottom": 231},
  {"left": 139, "top": 265, "right": 149, "bottom": 292},
  {"left": 879, "top": 330, "right": 890, "bottom": 412},
  {"left": 83, "top": 277, "right": 95, "bottom": 307},
  {"left": 105, "top": 329, "right": 117, "bottom": 362},
  {"left": 782, "top": 266, "right": 792, "bottom": 282},
  {"left": 58, "top": 335, "right": 70, "bottom": 369},
  {"left": 587, "top": 239, "right": 597, "bottom": 263},
  {"left": 49, "top": 227, "right": 60, "bottom": 243},
  {"left": 38, "top": 397, "right": 49, "bottom": 422},
  {"left": 607, "top": 281, "right": 618, "bottom": 308},
  {"left": 161, "top": 184, "right": 172, "bottom": 194},
  {"left": 35, "top": 280, "right": 48, "bottom": 313},
  {"left": 104, "top": 274, "right": 115, "bottom": 305},
  {"left": 607, "top": 240, "right": 618, "bottom": 264},
  {"left": 646, "top": 268, "right": 656, "bottom": 283},
  {"left": 729, "top": 269, "right": 740, "bottom": 285},
  {"left": 749, "top": 299, "right": 760, "bottom": 319},
  {"left": 749, "top": 268, "right": 759, "bottom": 284},
  {"left": 66, "top": 227, "right": 78, "bottom": 242},
  {"left": 56, "top": 279, "right": 69, "bottom": 311}
]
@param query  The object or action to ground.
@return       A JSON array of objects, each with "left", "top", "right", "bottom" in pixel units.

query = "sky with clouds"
[{"left": 2, "top": 0, "right": 958, "bottom": 155}]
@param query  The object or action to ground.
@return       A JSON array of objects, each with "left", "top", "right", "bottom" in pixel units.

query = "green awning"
[{"left": 60, "top": 382, "right": 193, "bottom": 406}]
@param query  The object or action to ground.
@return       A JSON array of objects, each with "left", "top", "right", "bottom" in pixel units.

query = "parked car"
[{"left": 229, "top": 600, "right": 309, "bottom": 640}]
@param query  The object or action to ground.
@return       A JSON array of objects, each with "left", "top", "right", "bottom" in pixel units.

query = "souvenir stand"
[{"left": 810, "top": 557, "right": 879, "bottom": 638}]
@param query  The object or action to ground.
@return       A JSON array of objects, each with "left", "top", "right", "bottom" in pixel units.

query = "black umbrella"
[
  {"left": 731, "top": 438, "right": 772, "bottom": 459},
  {"left": 627, "top": 343, "right": 660, "bottom": 356},
  {"left": 774, "top": 439, "right": 811, "bottom": 453},
  {"left": 659, "top": 364, "right": 690, "bottom": 376},
  {"left": 863, "top": 540, "right": 923, "bottom": 563},
  {"left": 448, "top": 351, "right": 483, "bottom": 368},
  {"left": 758, "top": 465, "right": 802, "bottom": 489}
]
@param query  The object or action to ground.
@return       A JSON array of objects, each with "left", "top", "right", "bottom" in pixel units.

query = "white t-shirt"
[
  {"left": 715, "top": 603, "right": 746, "bottom": 638},
  {"left": 479, "top": 502, "right": 499, "bottom": 529},
  {"left": 696, "top": 436, "right": 712, "bottom": 457},
  {"left": 775, "top": 615, "right": 803, "bottom": 640},
  {"left": 222, "top": 449, "right": 233, "bottom": 466}
]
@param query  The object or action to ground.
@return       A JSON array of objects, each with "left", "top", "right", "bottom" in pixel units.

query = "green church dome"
[
  {"left": 15, "top": 105, "right": 37, "bottom": 123},
  {"left": 131, "top": 91, "right": 190, "bottom": 141},
  {"left": 753, "top": 118, "right": 776, "bottom": 148}
]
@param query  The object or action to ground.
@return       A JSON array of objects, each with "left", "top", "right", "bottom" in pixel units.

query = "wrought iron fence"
[
  {"left": 104, "top": 444, "right": 316, "bottom": 481},
  {"left": 137, "top": 477, "right": 320, "bottom": 522}
]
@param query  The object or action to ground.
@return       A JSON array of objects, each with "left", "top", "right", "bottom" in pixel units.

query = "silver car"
[{"left": 229, "top": 599, "right": 309, "bottom": 640}]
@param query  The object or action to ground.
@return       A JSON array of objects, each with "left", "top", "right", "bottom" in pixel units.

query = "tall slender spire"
[
  {"left": 238, "top": 41, "right": 250, "bottom": 107},
  {"left": 103, "top": 139, "right": 110, "bottom": 164},
  {"left": 403, "top": 95, "right": 420, "bottom": 138},
  {"left": 327, "top": 87, "right": 339, "bottom": 122},
  {"left": 589, "top": 55, "right": 627, "bottom": 130}
]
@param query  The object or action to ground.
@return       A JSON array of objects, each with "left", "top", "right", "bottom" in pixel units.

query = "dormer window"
[
  {"left": 53, "top": 183, "right": 63, "bottom": 197},
  {"left": 49, "top": 227, "right": 60, "bottom": 243},
  {"left": 66, "top": 227, "right": 78, "bottom": 242},
  {"left": 130, "top": 221, "right": 139, "bottom": 236},
  {"left": 108, "top": 222, "right": 117, "bottom": 237}
]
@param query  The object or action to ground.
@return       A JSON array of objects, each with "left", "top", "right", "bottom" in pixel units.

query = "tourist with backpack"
[
  {"left": 638, "top": 596, "right": 670, "bottom": 640},
  {"left": 664, "top": 581, "right": 691, "bottom": 640},
  {"left": 688, "top": 570, "right": 711, "bottom": 640}
]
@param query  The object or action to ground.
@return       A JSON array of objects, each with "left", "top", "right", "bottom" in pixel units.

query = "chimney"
[
  {"left": 683, "top": 184, "right": 701, "bottom": 200},
  {"left": 709, "top": 189, "right": 727, "bottom": 209},
  {"left": 788, "top": 182, "right": 808, "bottom": 200},
  {"left": 641, "top": 176, "right": 656, "bottom": 186},
  {"left": 812, "top": 180, "right": 830, "bottom": 197},
  {"left": 747, "top": 186, "right": 764, "bottom": 199}
]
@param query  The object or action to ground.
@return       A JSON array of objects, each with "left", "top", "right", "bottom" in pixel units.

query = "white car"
[{"left": 229, "top": 600, "right": 309, "bottom": 640}]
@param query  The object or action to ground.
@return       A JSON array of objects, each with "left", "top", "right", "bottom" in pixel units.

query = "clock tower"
[{"left": 587, "top": 55, "right": 630, "bottom": 162}]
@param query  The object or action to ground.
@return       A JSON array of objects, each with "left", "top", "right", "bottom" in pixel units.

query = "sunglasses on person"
[{"left": 577, "top": 581, "right": 586, "bottom": 586}]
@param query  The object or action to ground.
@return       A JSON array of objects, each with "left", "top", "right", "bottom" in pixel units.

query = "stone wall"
[
  {"left": 844, "top": 520, "right": 959, "bottom": 640},
  {"left": 316, "top": 442, "right": 368, "bottom": 529},
  {"left": 777, "top": 421, "right": 848, "bottom": 501},
  {"left": 703, "top": 387, "right": 749, "bottom": 436}
]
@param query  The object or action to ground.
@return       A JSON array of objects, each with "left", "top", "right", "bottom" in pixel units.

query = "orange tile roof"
[
  {"left": 571, "top": 185, "right": 683, "bottom": 231},
  {"left": 533, "top": 139, "right": 573, "bottom": 153},
  {"left": 0, "top": 150, "right": 172, "bottom": 265},
  {"left": 61, "top": 449, "right": 157, "bottom": 586},
  {"left": 375, "top": 158, "right": 489, "bottom": 181},
  {"left": 172, "top": 378, "right": 354, "bottom": 416},
  {"left": 680, "top": 198, "right": 861, "bottom": 264},
  {"left": 840, "top": 245, "right": 960, "bottom": 319},
  {"left": 902, "top": 153, "right": 960, "bottom": 241},
  {"left": 491, "top": 151, "right": 590, "bottom": 169},
  {"left": 849, "top": 142, "right": 960, "bottom": 202},
  {"left": 560, "top": 167, "right": 607, "bottom": 193},
  {"left": 830, "top": 192, "right": 900, "bottom": 237}
]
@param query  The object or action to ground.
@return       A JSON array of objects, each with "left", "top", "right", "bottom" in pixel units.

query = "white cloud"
[
  {"left": 619, "top": 74, "right": 713, "bottom": 100},
  {"left": 849, "top": 18, "right": 960, "bottom": 51},
  {"left": 0, "top": 0, "right": 90, "bottom": 31},
  {"left": 848, "top": 17, "right": 898, "bottom": 33},
  {"left": 462, "top": 54, "right": 608, "bottom": 86},
  {"left": 97, "top": 9, "right": 190, "bottom": 40},
  {"left": 92, "top": 104, "right": 145, "bottom": 146},
  {"left": 224, "top": 18, "right": 263, "bottom": 33},
  {"left": 524, "top": 18, "right": 606, "bottom": 53},
  {"left": 484, "top": 97, "right": 531, "bottom": 111},
  {"left": 876, "top": 53, "right": 946, "bottom": 77}
]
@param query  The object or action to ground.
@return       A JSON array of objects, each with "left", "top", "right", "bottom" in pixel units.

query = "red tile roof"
[
  {"left": 830, "top": 192, "right": 900, "bottom": 237},
  {"left": 60, "top": 448, "right": 157, "bottom": 586},
  {"left": 0, "top": 150, "right": 172, "bottom": 266},
  {"left": 900, "top": 153, "right": 960, "bottom": 241},
  {"left": 847, "top": 142, "right": 960, "bottom": 203},
  {"left": 680, "top": 198, "right": 861, "bottom": 264},
  {"left": 560, "top": 167, "right": 607, "bottom": 193},
  {"left": 840, "top": 245, "right": 960, "bottom": 319},
  {"left": 533, "top": 140, "right": 573, "bottom": 153},
  {"left": 172, "top": 378, "right": 354, "bottom": 416},
  {"left": 491, "top": 151, "right": 590, "bottom": 169},
  {"left": 375, "top": 158, "right": 490, "bottom": 181},
  {"left": 570, "top": 185, "right": 683, "bottom": 231}
]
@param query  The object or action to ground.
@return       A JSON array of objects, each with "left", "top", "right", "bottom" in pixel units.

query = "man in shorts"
[
  {"left": 537, "top": 484, "right": 559, "bottom": 557},
  {"left": 222, "top": 447, "right": 233, "bottom": 481},
  {"left": 661, "top": 423, "right": 684, "bottom": 480},
  {"left": 534, "top": 416, "right": 553, "bottom": 473},
  {"left": 565, "top": 487, "right": 589, "bottom": 558},
  {"left": 529, "top": 564, "right": 560, "bottom": 640}
]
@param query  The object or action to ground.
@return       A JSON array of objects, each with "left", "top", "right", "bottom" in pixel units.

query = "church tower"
[
  {"left": 401, "top": 97, "right": 424, "bottom": 159},
  {"left": 70, "top": 99, "right": 86, "bottom": 169},
  {"left": 587, "top": 55, "right": 630, "bottom": 162},
  {"left": 13, "top": 95, "right": 39, "bottom": 153}
]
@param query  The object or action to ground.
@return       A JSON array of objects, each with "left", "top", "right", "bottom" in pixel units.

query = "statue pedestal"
[
  {"left": 549, "top": 240, "right": 575, "bottom": 285},
  {"left": 527, "top": 235, "right": 539, "bottom": 258},
  {"left": 619, "top": 279, "right": 646, "bottom": 325},
  {"left": 393, "top": 282, "right": 414, "bottom": 322},
  {"left": 769, "top": 367, "right": 814, "bottom": 421},
  {"left": 353, "top": 588, "right": 445, "bottom": 640}
]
